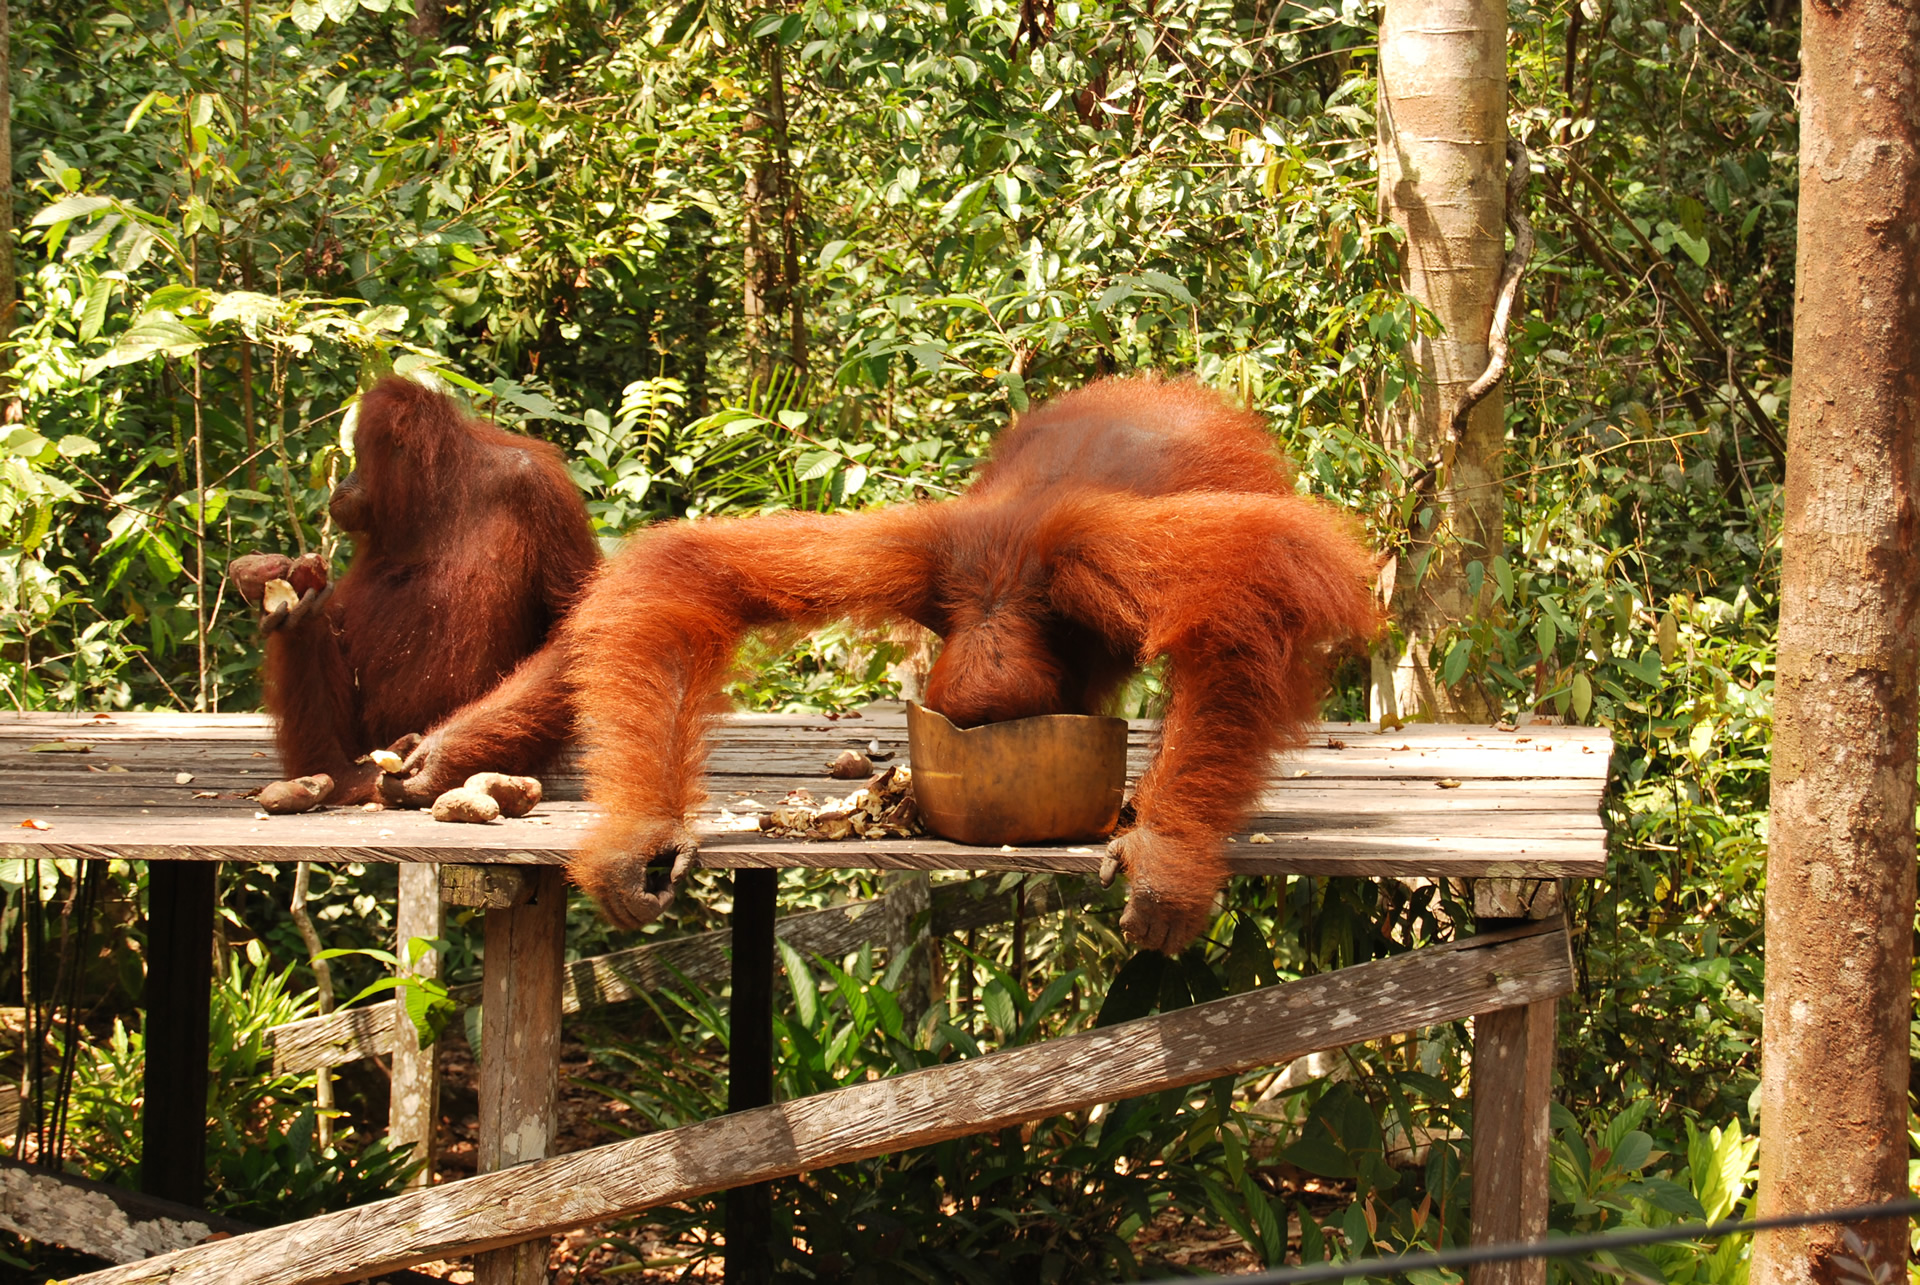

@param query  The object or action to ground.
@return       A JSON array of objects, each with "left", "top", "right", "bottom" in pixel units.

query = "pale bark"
[
  {"left": 1753, "top": 0, "right": 1920, "bottom": 1278},
  {"left": 1374, "top": 0, "right": 1508, "bottom": 721}
]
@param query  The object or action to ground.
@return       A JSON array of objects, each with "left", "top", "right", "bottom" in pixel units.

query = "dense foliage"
[{"left": 0, "top": 0, "right": 1823, "bottom": 1278}]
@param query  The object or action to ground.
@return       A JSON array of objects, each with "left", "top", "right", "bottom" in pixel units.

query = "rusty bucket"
[{"left": 906, "top": 702, "right": 1127, "bottom": 846}]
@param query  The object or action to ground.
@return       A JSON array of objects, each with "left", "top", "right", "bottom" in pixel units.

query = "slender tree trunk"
[
  {"left": 408, "top": 0, "right": 446, "bottom": 39},
  {"left": 743, "top": 36, "right": 805, "bottom": 387},
  {"left": 1752, "top": 0, "right": 1920, "bottom": 1279},
  {"left": 0, "top": 0, "right": 16, "bottom": 362},
  {"left": 1374, "top": 0, "right": 1507, "bottom": 721},
  {"left": 772, "top": 42, "right": 807, "bottom": 379}
]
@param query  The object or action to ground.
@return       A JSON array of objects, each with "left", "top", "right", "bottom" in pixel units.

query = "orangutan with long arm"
[{"left": 413, "top": 376, "right": 1379, "bottom": 953}]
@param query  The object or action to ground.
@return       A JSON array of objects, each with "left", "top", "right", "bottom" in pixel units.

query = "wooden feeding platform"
[{"left": 0, "top": 709, "right": 1608, "bottom": 1285}]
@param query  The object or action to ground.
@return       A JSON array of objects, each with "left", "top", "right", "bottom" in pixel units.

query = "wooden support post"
[
  {"left": 880, "top": 870, "right": 931, "bottom": 1026},
  {"left": 1468, "top": 995, "right": 1555, "bottom": 1285},
  {"left": 141, "top": 861, "right": 216, "bottom": 1208},
  {"left": 474, "top": 866, "right": 565, "bottom": 1285},
  {"left": 389, "top": 864, "right": 442, "bottom": 1189},
  {"left": 1467, "top": 887, "right": 1563, "bottom": 1285},
  {"left": 725, "top": 868, "right": 778, "bottom": 1285}
]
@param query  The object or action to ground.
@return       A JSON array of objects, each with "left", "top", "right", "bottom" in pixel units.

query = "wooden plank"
[
  {"left": 0, "top": 779, "right": 1607, "bottom": 818},
  {"left": 389, "top": 865, "right": 441, "bottom": 1189},
  {"left": 267, "top": 879, "right": 1075, "bottom": 1074},
  {"left": 474, "top": 867, "right": 566, "bottom": 1285},
  {"left": 140, "top": 862, "right": 215, "bottom": 1208},
  {"left": 0, "top": 810, "right": 1605, "bottom": 878},
  {"left": 68, "top": 924, "right": 1575, "bottom": 1285}
]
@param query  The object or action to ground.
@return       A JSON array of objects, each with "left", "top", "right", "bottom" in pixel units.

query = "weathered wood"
[
  {"left": 0, "top": 715, "right": 1609, "bottom": 889},
  {"left": 726, "top": 870, "right": 779, "bottom": 1284},
  {"left": 0, "top": 1157, "right": 251, "bottom": 1263},
  {"left": 1471, "top": 878, "right": 1563, "bottom": 921},
  {"left": 0, "top": 817, "right": 1604, "bottom": 879},
  {"left": 1469, "top": 993, "right": 1558, "bottom": 1285},
  {"left": 440, "top": 864, "right": 533, "bottom": 909},
  {"left": 68, "top": 923, "right": 1575, "bottom": 1285},
  {"left": 140, "top": 862, "right": 215, "bottom": 1208},
  {"left": 389, "top": 864, "right": 441, "bottom": 1189},
  {"left": 0, "top": 1160, "right": 446, "bottom": 1284},
  {"left": 474, "top": 867, "right": 565, "bottom": 1285},
  {"left": 881, "top": 870, "right": 934, "bottom": 1024},
  {"left": 267, "top": 878, "right": 1075, "bottom": 1074}
]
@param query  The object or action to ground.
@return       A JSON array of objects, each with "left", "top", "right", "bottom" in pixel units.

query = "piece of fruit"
[
  {"left": 262, "top": 579, "right": 299, "bottom": 614},
  {"left": 227, "top": 553, "right": 293, "bottom": 605},
  {"left": 463, "top": 772, "right": 543, "bottom": 818},
  {"left": 258, "top": 774, "right": 334, "bottom": 814},
  {"left": 432, "top": 787, "right": 501, "bottom": 824}
]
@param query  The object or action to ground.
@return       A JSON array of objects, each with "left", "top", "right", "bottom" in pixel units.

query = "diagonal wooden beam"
[{"left": 67, "top": 923, "right": 1572, "bottom": 1285}]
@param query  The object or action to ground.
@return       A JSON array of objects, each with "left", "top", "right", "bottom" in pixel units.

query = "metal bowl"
[{"left": 906, "top": 702, "right": 1127, "bottom": 847}]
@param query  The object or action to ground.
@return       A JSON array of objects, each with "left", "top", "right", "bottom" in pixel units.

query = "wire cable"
[{"left": 1140, "top": 1194, "right": 1920, "bottom": 1285}]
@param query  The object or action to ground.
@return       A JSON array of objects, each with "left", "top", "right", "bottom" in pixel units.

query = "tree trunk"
[
  {"left": 1752, "top": 0, "right": 1920, "bottom": 1279},
  {"left": 0, "top": 0, "right": 16, "bottom": 355},
  {"left": 743, "top": 36, "right": 805, "bottom": 388},
  {"left": 1374, "top": 0, "right": 1507, "bottom": 721}
]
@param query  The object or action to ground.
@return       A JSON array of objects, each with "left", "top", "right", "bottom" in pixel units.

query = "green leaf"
[
  {"left": 291, "top": 0, "right": 325, "bottom": 29},
  {"left": 1281, "top": 1119, "right": 1358, "bottom": 1178},
  {"left": 1616, "top": 1176, "right": 1707, "bottom": 1219},
  {"left": 981, "top": 978, "right": 1018, "bottom": 1039},
  {"left": 79, "top": 276, "right": 113, "bottom": 342},
  {"left": 1137, "top": 269, "right": 1195, "bottom": 305},
  {"left": 1571, "top": 670, "right": 1592, "bottom": 721},
  {"left": 795, "top": 450, "right": 841, "bottom": 482},
  {"left": 777, "top": 938, "right": 819, "bottom": 1031},
  {"left": 660, "top": 0, "right": 706, "bottom": 43},
  {"left": 1610, "top": 1128, "right": 1654, "bottom": 1173},
  {"left": 30, "top": 195, "right": 113, "bottom": 228},
  {"left": 83, "top": 314, "right": 206, "bottom": 375},
  {"left": 999, "top": 369, "right": 1029, "bottom": 412},
  {"left": 1094, "top": 951, "right": 1165, "bottom": 1027},
  {"left": 400, "top": 979, "right": 459, "bottom": 1045},
  {"left": 323, "top": 0, "right": 357, "bottom": 21},
  {"left": 1224, "top": 913, "right": 1274, "bottom": 993},
  {"left": 1671, "top": 225, "right": 1710, "bottom": 266},
  {"left": 1534, "top": 615, "right": 1556, "bottom": 658},
  {"left": 357, "top": 303, "right": 409, "bottom": 333},
  {"left": 1440, "top": 638, "right": 1472, "bottom": 687},
  {"left": 1656, "top": 612, "right": 1678, "bottom": 662},
  {"left": 1490, "top": 554, "right": 1515, "bottom": 603},
  {"left": 20, "top": 503, "right": 52, "bottom": 554},
  {"left": 123, "top": 89, "right": 168, "bottom": 133}
]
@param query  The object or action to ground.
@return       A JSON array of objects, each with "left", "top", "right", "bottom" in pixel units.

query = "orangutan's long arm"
[
  {"left": 397, "top": 640, "right": 579, "bottom": 802},
  {"left": 566, "top": 506, "right": 946, "bottom": 926},
  {"left": 1048, "top": 492, "right": 1379, "bottom": 952}
]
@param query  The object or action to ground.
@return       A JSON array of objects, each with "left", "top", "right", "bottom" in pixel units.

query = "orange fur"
[{"left": 566, "top": 376, "right": 1379, "bottom": 951}]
